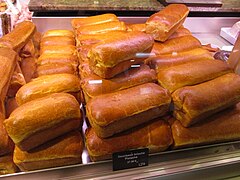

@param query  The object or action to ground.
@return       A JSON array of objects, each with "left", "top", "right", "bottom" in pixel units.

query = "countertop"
[{"left": 29, "top": 0, "right": 240, "bottom": 15}]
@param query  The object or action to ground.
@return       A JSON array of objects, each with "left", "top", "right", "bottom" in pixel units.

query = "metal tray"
[{"left": 1, "top": 16, "right": 240, "bottom": 180}]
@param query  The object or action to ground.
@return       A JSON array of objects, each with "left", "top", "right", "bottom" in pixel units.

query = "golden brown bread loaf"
[
  {"left": 81, "top": 64, "right": 156, "bottom": 102},
  {"left": 16, "top": 73, "right": 80, "bottom": 105},
  {"left": 37, "top": 53, "right": 78, "bottom": 68},
  {"left": 20, "top": 57, "right": 37, "bottom": 83},
  {"left": 40, "top": 45, "right": 77, "bottom": 56},
  {"left": 0, "top": 21, "right": 36, "bottom": 52},
  {"left": 13, "top": 131, "right": 83, "bottom": 171},
  {"left": 71, "top": 13, "right": 119, "bottom": 29},
  {"left": 0, "top": 47, "right": 18, "bottom": 102},
  {"left": 88, "top": 31, "right": 154, "bottom": 78},
  {"left": 7, "top": 62, "right": 26, "bottom": 97},
  {"left": 146, "top": 4, "right": 189, "bottom": 42},
  {"left": 168, "top": 26, "right": 191, "bottom": 40},
  {"left": 0, "top": 155, "right": 18, "bottom": 175},
  {"left": 146, "top": 48, "right": 214, "bottom": 72},
  {"left": 42, "top": 29, "right": 74, "bottom": 39},
  {"left": 79, "top": 62, "right": 93, "bottom": 79},
  {"left": 40, "top": 36, "right": 75, "bottom": 47},
  {"left": 76, "top": 21, "right": 127, "bottom": 35},
  {"left": 36, "top": 63, "right": 77, "bottom": 77},
  {"left": 86, "top": 118, "right": 173, "bottom": 161},
  {"left": 171, "top": 103, "right": 240, "bottom": 149},
  {"left": 157, "top": 59, "right": 232, "bottom": 93},
  {"left": 86, "top": 83, "right": 171, "bottom": 138},
  {"left": 4, "top": 93, "right": 82, "bottom": 151},
  {"left": 76, "top": 30, "right": 126, "bottom": 46},
  {"left": 151, "top": 35, "right": 202, "bottom": 55},
  {"left": 0, "top": 116, "right": 14, "bottom": 156},
  {"left": 172, "top": 73, "right": 240, "bottom": 127}
]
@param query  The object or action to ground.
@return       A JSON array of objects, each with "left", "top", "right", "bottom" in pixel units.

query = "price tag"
[{"left": 112, "top": 148, "right": 149, "bottom": 171}]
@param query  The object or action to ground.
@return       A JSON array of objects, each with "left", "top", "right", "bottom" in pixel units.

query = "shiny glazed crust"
[
  {"left": 40, "top": 36, "right": 76, "bottom": 47},
  {"left": 13, "top": 131, "right": 83, "bottom": 171},
  {"left": 157, "top": 59, "right": 232, "bottom": 93},
  {"left": 146, "top": 4, "right": 189, "bottom": 42},
  {"left": 16, "top": 73, "right": 80, "bottom": 105},
  {"left": 86, "top": 83, "right": 171, "bottom": 138},
  {"left": 4, "top": 93, "right": 82, "bottom": 151},
  {"left": 86, "top": 119, "right": 173, "bottom": 161},
  {"left": 172, "top": 73, "right": 240, "bottom": 127},
  {"left": 42, "top": 30, "right": 75, "bottom": 38},
  {"left": 171, "top": 103, "right": 240, "bottom": 148}
]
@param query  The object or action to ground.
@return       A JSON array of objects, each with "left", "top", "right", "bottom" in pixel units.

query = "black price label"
[{"left": 112, "top": 148, "right": 149, "bottom": 171}]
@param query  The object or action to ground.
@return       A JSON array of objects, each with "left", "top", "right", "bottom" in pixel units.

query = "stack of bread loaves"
[
  {"left": 2, "top": 27, "right": 84, "bottom": 172},
  {"left": 72, "top": 14, "right": 173, "bottom": 161},
  {"left": 145, "top": 4, "right": 240, "bottom": 148}
]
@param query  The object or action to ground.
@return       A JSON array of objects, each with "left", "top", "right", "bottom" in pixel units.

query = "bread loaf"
[
  {"left": 146, "top": 4, "right": 189, "bottom": 42},
  {"left": 168, "top": 26, "right": 191, "bottom": 40},
  {"left": 87, "top": 83, "right": 171, "bottom": 138},
  {"left": 151, "top": 35, "right": 201, "bottom": 55},
  {"left": 13, "top": 131, "right": 83, "bottom": 171},
  {"left": 40, "top": 45, "right": 77, "bottom": 56},
  {"left": 146, "top": 48, "right": 214, "bottom": 72},
  {"left": 0, "top": 21, "right": 36, "bottom": 52},
  {"left": 76, "top": 21, "right": 127, "bottom": 35},
  {"left": 81, "top": 64, "right": 156, "bottom": 102},
  {"left": 127, "top": 23, "right": 146, "bottom": 32},
  {"left": 172, "top": 73, "right": 240, "bottom": 127},
  {"left": 16, "top": 73, "right": 80, "bottom": 105},
  {"left": 36, "top": 63, "right": 77, "bottom": 77},
  {"left": 157, "top": 59, "right": 232, "bottom": 93},
  {"left": 42, "top": 30, "right": 74, "bottom": 39},
  {"left": 171, "top": 103, "right": 240, "bottom": 149},
  {"left": 40, "top": 36, "right": 75, "bottom": 47},
  {"left": 4, "top": 93, "right": 82, "bottom": 151},
  {"left": 71, "top": 13, "right": 119, "bottom": 29},
  {"left": 20, "top": 57, "right": 37, "bottom": 83},
  {"left": 86, "top": 118, "right": 173, "bottom": 161},
  {"left": 19, "top": 39, "right": 35, "bottom": 58},
  {"left": 5, "top": 97, "right": 18, "bottom": 118},
  {"left": 88, "top": 31, "right": 154, "bottom": 78}
]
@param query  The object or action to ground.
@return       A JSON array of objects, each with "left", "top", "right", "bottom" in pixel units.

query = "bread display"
[
  {"left": 4, "top": 93, "right": 82, "bottom": 151},
  {"left": 86, "top": 83, "right": 171, "bottom": 138},
  {"left": 76, "top": 21, "right": 127, "bottom": 35},
  {"left": 146, "top": 4, "right": 189, "bottom": 42},
  {"left": 171, "top": 103, "right": 240, "bottom": 149},
  {"left": 86, "top": 118, "right": 173, "bottom": 161},
  {"left": 172, "top": 73, "right": 240, "bottom": 127},
  {"left": 16, "top": 73, "right": 80, "bottom": 105},
  {"left": 72, "top": 13, "right": 119, "bottom": 29},
  {"left": 146, "top": 48, "right": 214, "bottom": 72},
  {"left": 81, "top": 64, "right": 156, "bottom": 102},
  {"left": 0, "top": 21, "right": 36, "bottom": 52},
  {"left": 13, "top": 131, "right": 83, "bottom": 171},
  {"left": 0, "top": 155, "right": 18, "bottom": 175},
  {"left": 151, "top": 35, "right": 202, "bottom": 55},
  {"left": 157, "top": 59, "right": 232, "bottom": 93},
  {"left": 88, "top": 31, "right": 154, "bottom": 78}
]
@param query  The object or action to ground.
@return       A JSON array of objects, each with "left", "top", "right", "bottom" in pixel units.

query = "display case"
[{"left": 1, "top": 15, "right": 240, "bottom": 179}]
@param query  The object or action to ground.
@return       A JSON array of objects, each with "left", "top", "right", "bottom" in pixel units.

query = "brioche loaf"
[
  {"left": 87, "top": 83, "right": 171, "bottom": 138},
  {"left": 146, "top": 4, "right": 189, "bottom": 42},
  {"left": 4, "top": 93, "right": 82, "bottom": 151},
  {"left": 16, "top": 73, "right": 80, "bottom": 105},
  {"left": 13, "top": 131, "right": 83, "bottom": 171},
  {"left": 172, "top": 73, "right": 240, "bottom": 127},
  {"left": 86, "top": 118, "right": 173, "bottom": 161}
]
